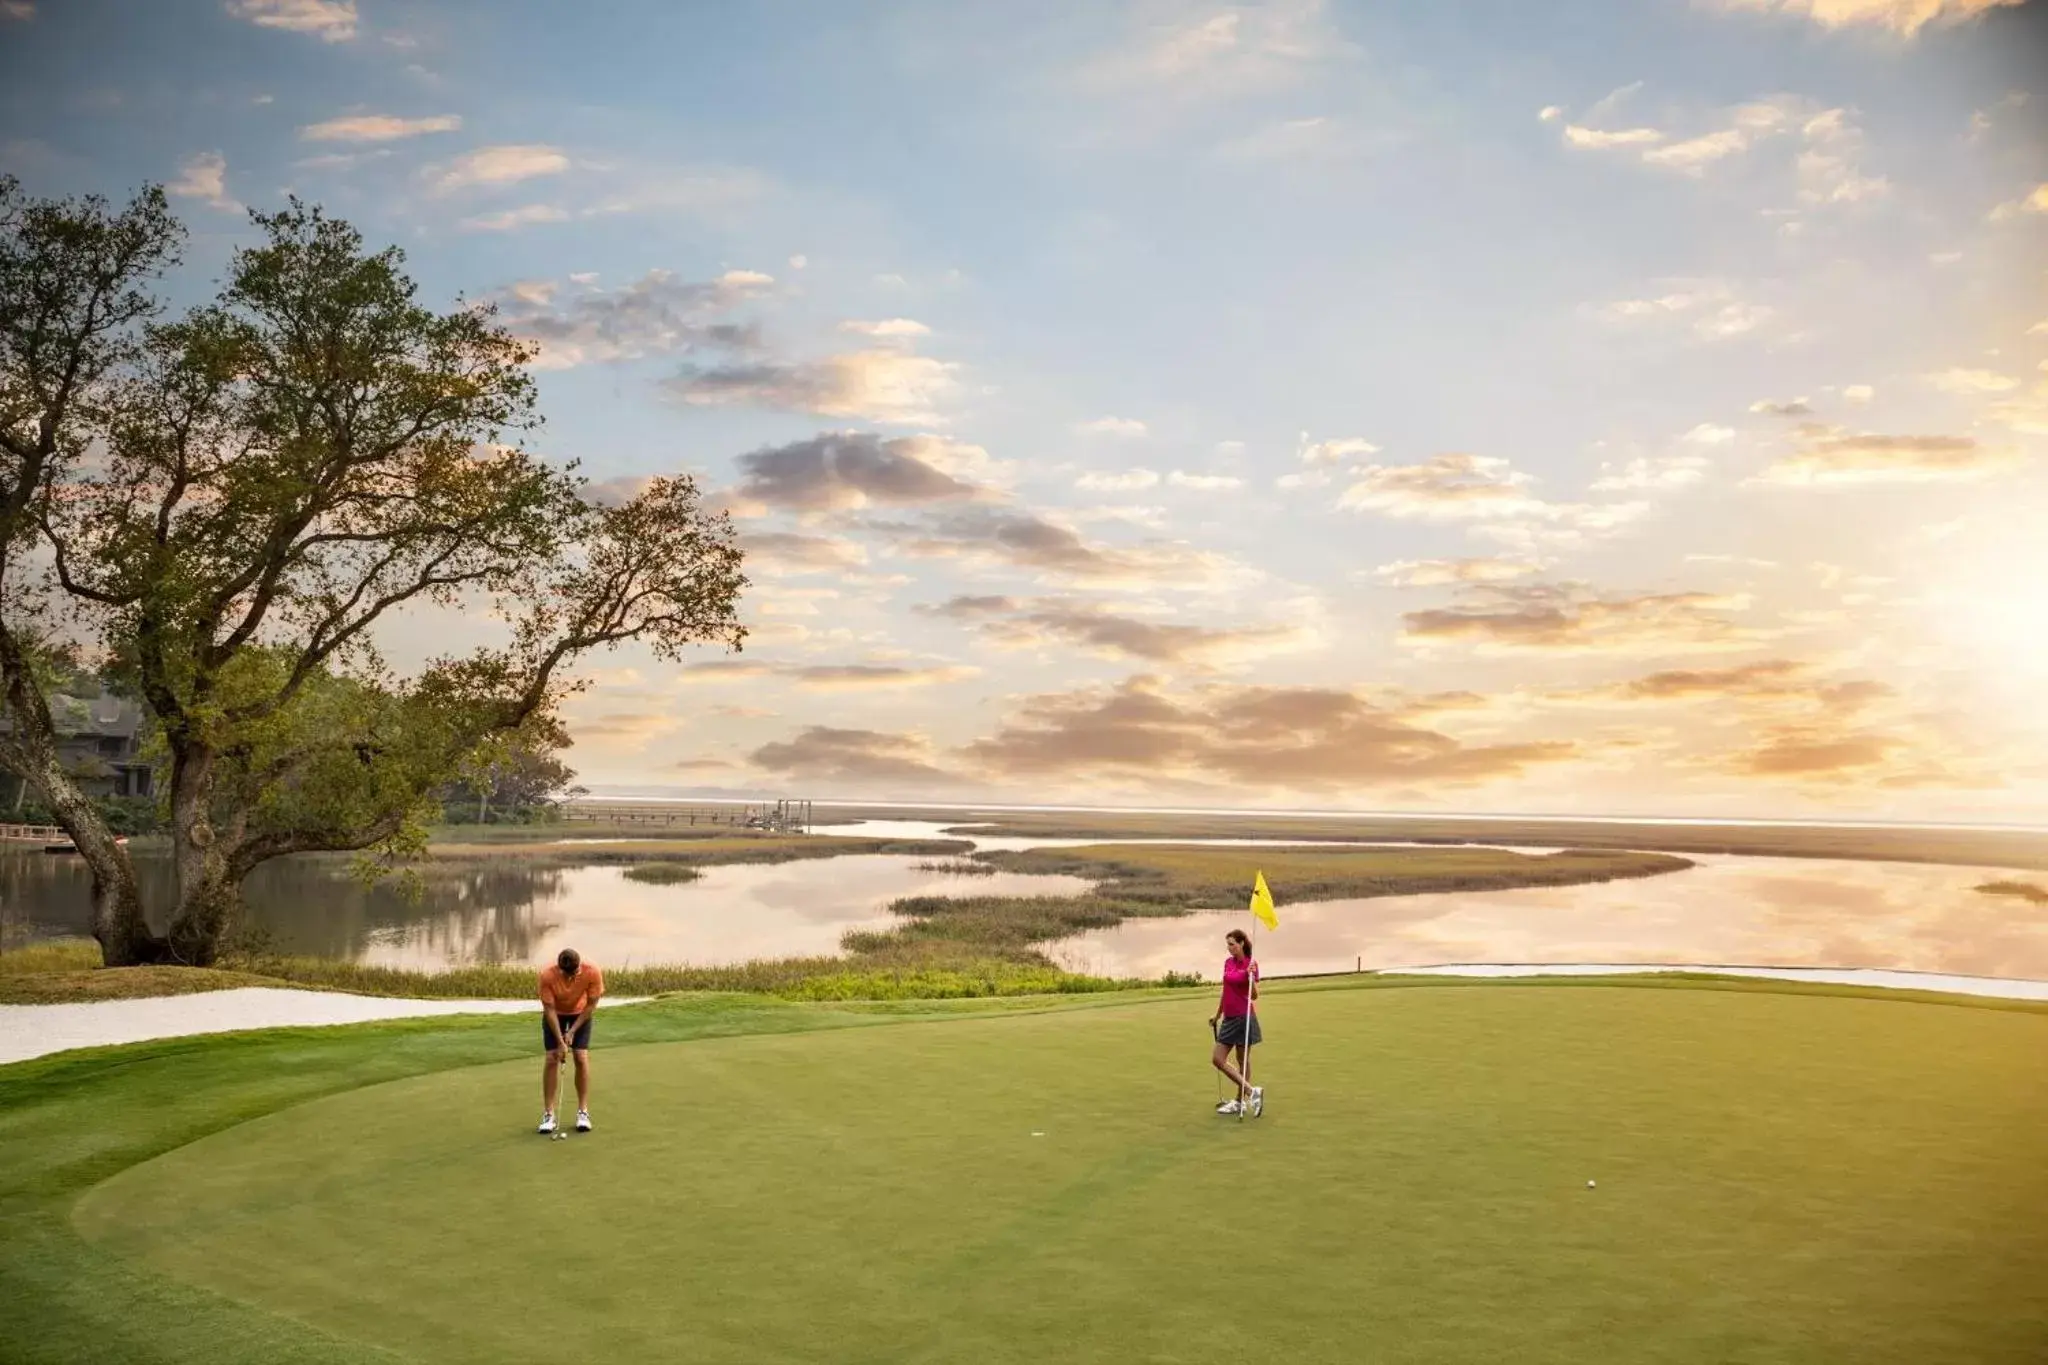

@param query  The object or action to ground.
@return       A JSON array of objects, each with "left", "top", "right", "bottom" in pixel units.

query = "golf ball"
[{"left": 1586, "top": 1180, "right": 1596, "bottom": 1189}]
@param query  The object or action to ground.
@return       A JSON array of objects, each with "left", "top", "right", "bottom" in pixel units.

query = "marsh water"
[{"left": 2, "top": 820, "right": 2044, "bottom": 984}]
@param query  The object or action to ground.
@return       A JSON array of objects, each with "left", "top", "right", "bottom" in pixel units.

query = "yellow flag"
[{"left": 1250, "top": 870, "right": 1278, "bottom": 931}]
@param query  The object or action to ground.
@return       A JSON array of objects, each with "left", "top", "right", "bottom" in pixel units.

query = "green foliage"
[
  {"left": 2, "top": 186, "right": 750, "bottom": 963},
  {"left": 6, "top": 790, "right": 161, "bottom": 834}
]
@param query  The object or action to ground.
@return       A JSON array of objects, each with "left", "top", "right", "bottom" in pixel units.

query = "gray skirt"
[{"left": 1216, "top": 1013, "right": 1262, "bottom": 1047}]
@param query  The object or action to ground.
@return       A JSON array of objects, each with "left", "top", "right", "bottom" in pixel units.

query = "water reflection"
[
  {"left": 5, "top": 840, "right": 2045, "bottom": 983},
  {"left": 0, "top": 847, "right": 1088, "bottom": 970},
  {"left": 1047, "top": 855, "right": 2048, "bottom": 982}
]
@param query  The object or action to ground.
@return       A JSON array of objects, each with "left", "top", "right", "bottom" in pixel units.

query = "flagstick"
[{"left": 1238, "top": 908, "right": 1255, "bottom": 1122}]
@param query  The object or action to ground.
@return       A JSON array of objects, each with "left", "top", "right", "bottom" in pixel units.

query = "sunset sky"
[{"left": 5, "top": 0, "right": 2047, "bottom": 818}]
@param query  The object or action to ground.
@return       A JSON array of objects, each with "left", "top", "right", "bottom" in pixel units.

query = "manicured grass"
[
  {"left": 13, "top": 979, "right": 2046, "bottom": 1363},
  {"left": 859, "top": 844, "right": 1691, "bottom": 955}
]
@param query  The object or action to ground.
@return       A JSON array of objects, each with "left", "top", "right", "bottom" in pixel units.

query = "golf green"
[{"left": 67, "top": 984, "right": 2048, "bottom": 1364}]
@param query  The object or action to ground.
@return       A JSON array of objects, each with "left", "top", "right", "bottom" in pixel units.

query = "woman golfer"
[{"left": 1209, "top": 928, "right": 1264, "bottom": 1116}]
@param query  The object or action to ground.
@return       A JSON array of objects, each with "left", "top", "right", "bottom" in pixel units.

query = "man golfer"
[{"left": 537, "top": 948, "right": 603, "bottom": 1135}]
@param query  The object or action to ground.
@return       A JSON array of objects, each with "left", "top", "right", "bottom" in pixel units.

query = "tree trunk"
[
  {"left": 24, "top": 750, "right": 159, "bottom": 964},
  {"left": 160, "top": 743, "right": 238, "bottom": 966}
]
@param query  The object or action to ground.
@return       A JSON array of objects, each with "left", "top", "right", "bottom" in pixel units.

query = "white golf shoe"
[
  {"left": 1248, "top": 1087, "right": 1264, "bottom": 1118},
  {"left": 536, "top": 1112, "right": 557, "bottom": 1135},
  {"left": 576, "top": 1109, "right": 592, "bottom": 1133},
  {"left": 1216, "top": 1098, "right": 1243, "bottom": 1115}
]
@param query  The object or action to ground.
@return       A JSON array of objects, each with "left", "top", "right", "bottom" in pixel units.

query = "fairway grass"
[{"left": 11, "top": 981, "right": 2045, "bottom": 1363}]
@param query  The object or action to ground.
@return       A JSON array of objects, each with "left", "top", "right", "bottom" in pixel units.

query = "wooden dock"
[
  {"left": 0, "top": 823, "right": 67, "bottom": 844},
  {"left": 562, "top": 799, "right": 814, "bottom": 834}
]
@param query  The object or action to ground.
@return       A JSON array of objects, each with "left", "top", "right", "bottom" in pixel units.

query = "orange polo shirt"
[{"left": 538, "top": 962, "right": 604, "bottom": 1016}]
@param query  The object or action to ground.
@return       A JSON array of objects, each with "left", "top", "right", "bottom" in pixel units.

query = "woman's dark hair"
[
  {"left": 558, "top": 948, "right": 581, "bottom": 974},
  {"left": 1225, "top": 929, "right": 1252, "bottom": 959}
]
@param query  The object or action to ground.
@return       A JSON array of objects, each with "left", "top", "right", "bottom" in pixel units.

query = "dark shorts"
[
  {"left": 544, "top": 1013, "right": 593, "bottom": 1052},
  {"left": 1216, "top": 1013, "right": 1262, "bottom": 1048}
]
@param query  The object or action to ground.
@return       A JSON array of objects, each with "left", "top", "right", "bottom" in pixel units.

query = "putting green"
[{"left": 73, "top": 986, "right": 2048, "bottom": 1364}]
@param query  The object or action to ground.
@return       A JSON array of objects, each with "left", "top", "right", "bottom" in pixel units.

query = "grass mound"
[
  {"left": 25, "top": 980, "right": 2047, "bottom": 1364},
  {"left": 619, "top": 861, "right": 704, "bottom": 885}
]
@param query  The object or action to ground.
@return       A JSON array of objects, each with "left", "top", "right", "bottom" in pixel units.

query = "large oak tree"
[{"left": 0, "top": 181, "right": 746, "bottom": 964}]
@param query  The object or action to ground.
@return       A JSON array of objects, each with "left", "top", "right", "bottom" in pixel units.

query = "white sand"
[{"left": 0, "top": 989, "right": 642, "bottom": 1066}]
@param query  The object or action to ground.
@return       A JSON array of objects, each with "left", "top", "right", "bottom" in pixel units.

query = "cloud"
[
  {"left": 1, "top": 2, "right": 35, "bottom": 19},
  {"left": 433, "top": 145, "right": 570, "bottom": 192},
  {"left": 1707, "top": 0, "right": 2024, "bottom": 36},
  {"left": 750, "top": 726, "right": 962, "bottom": 787},
  {"left": 1730, "top": 729, "right": 1897, "bottom": 777},
  {"left": 1077, "top": 416, "right": 1149, "bottom": 437},
  {"left": 300, "top": 113, "right": 461, "bottom": 142},
  {"left": 573, "top": 711, "right": 685, "bottom": 743},
  {"left": 225, "top": 0, "right": 356, "bottom": 41},
  {"left": 1750, "top": 397, "right": 1813, "bottom": 416},
  {"left": 1336, "top": 453, "right": 1541, "bottom": 520},
  {"left": 462, "top": 204, "right": 571, "bottom": 232},
  {"left": 729, "top": 432, "right": 989, "bottom": 514},
  {"left": 1563, "top": 124, "right": 1665, "bottom": 150},
  {"left": 890, "top": 508, "right": 1248, "bottom": 587},
  {"left": 497, "top": 268, "right": 772, "bottom": 369},
  {"left": 1167, "top": 470, "right": 1245, "bottom": 491},
  {"left": 1299, "top": 435, "right": 1379, "bottom": 465},
  {"left": 1086, "top": 0, "right": 1350, "bottom": 102},
  {"left": 1596, "top": 281, "right": 1774, "bottom": 340},
  {"left": 920, "top": 595, "right": 1311, "bottom": 666},
  {"left": 1684, "top": 423, "right": 1737, "bottom": 445},
  {"left": 166, "top": 152, "right": 237, "bottom": 212},
  {"left": 1075, "top": 469, "right": 1162, "bottom": 492},
  {"left": 1988, "top": 183, "right": 2048, "bottom": 221},
  {"left": 1842, "top": 384, "right": 1875, "bottom": 403},
  {"left": 1554, "top": 660, "right": 1893, "bottom": 717},
  {"left": 741, "top": 532, "right": 870, "bottom": 576},
  {"left": 1556, "top": 97, "right": 1798, "bottom": 175},
  {"left": 1926, "top": 367, "right": 2020, "bottom": 395},
  {"left": 667, "top": 347, "right": 958, "bottom": 426},
  {"left": 961, "top": 677, "right": 1576, "bottom": 791},
  {"left": 1756, "top": 430, "right": 2023, "bottom": 484},
  {"left": 1590, "top": 453, "right": 1711, "bottom": 491},
  {"left": 1335, "top": 453, "right": 1651, "bottom": 551},
  {"left": 784, "top": 664, "right": 980, "bottom": 692},
  {"left": 1795, "top": 108, "right": 1889, "bottom": 204},
  {"left": 840, "top": 318, "right": 931, "bottom": 339},
  {"left": 1372, "top": 557, "right": 1545, "bottom": 588},
  {"left": 1401, "top": 583, "right": 1760, "bottom": 656}
]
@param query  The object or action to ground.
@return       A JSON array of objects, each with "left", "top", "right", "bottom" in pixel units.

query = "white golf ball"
[{"left": 1586, "top": 1179, "right": 1596, "bottom": 1189}]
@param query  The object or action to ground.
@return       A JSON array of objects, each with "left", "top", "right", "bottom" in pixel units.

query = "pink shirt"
[{"left": 1219, "top": 956, "right": 1259, "bottom": 1017}]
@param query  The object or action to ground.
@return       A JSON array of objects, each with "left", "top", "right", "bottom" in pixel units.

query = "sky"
[{"left": 4, "top": 0, "right": 2047, "bottom": 819}]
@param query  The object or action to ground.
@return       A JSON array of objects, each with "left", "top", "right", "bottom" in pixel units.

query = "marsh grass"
[
  {"left": 621, "top": 862, "right": 705, "bottom": 886},
  {"left": 413, "top": 833, "right": 967, "bottom": 870},
  {"left": 0, "top": 935, "right": 1139, "bottom": 1003},
  {"left": 912, "top": 859, "right": 999, "bottom": 876},
  {"left": 1976, "top": 879, "right": 2048, "bottom": 905},
  {"left": 858, "top": 844, "right": 1694, "bottom": 957}
]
